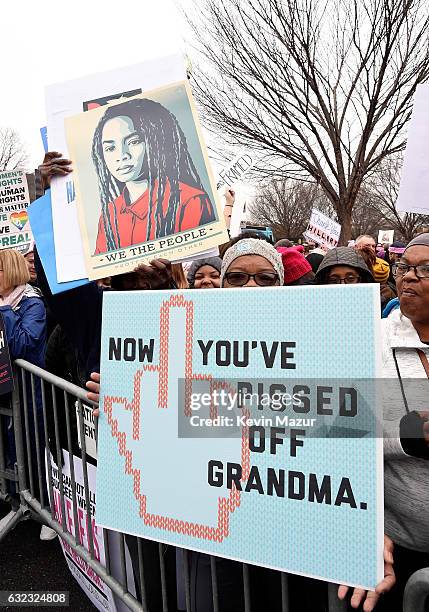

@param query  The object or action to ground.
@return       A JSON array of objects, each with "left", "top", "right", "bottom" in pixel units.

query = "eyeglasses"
[
  {"left": 393, "top": 263, "right": 429, "bottom": 279},
  {"left": 327, "top": 275, "right": 361, "bottom": 284},
  {"left": 224, "top": 271, "right": 279, "bottom": 287}
]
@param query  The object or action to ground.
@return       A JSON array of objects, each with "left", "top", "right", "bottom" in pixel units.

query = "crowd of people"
[{"left": 1, "top": 149, "right": 428, "bottom": 612}]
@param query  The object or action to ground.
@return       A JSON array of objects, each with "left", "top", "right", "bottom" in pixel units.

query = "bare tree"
[
  {"left": 250, "top": 177, "right": 386, "bottom": 241},
  {"left": 0, "top": 128, "right": 28, "bottom": 171},
  {"left": 350, "top": 187, "right": 386, "bottom": 239},
  {"left": 364, "top": 156, "right": 429, "bottom": 241},
  {"left": 188, "top": 0, "right": 429, "bottom": 242},
  {"left": 249, "top": 179, "right": 331, "bottom": 241}
]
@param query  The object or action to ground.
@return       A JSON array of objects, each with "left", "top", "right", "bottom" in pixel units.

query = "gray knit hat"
[
  {"left": 221, "top": 238, "right": 284, "bottom": 286},
  {"left": 187, "top": 256, "right": 222, "bottom": 287},
  {"left": 405, "top": 233, "right": 429, "bottom": 250},
  {"left": 315, "top": 246, "right": 374, "bottom": 283}
]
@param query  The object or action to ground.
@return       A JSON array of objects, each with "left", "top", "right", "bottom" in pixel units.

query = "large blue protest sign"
[
  {"left": 27, "top": 191, "right": 89, "bottom": 294},
  {"left": 96, "top": 286, "right": 383, "bottom": 590}
]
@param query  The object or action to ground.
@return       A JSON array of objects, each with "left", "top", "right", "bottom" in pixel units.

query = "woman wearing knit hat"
[
  {"left": 373, "top": 257, "right": 390, "bottom": 283},
  {"left": 220, "top": 238, "right": 284, "bottom": 288},
  {"left": 358, "top": 246, "right": 398, "bottom": 312},
  {"left": 187, "top": 256, "right": 222, "bottom": 289},
  {"left": 372, "top": 258, "right": 398, "bottom": 312},
  {"left": 201, "top": 239, "right": 331, "bottom": 611},
  {"left": 276, "top": 246, "right": 315, "bottom": 285},
  {"left": 388, "top": 240, "right": 407, "bottom": 264}
]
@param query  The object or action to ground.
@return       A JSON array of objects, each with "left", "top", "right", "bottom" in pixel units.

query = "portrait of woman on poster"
[{"left": 91, "top": 98, "right": 216, "bottom": 254}]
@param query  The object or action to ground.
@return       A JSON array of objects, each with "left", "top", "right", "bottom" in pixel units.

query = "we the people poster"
[
  {"left": 96, "top": 286, "right": 383, "bottom": 590},
  {"left": 0, "top": 170, "right": 33, "bottom": 253},
  {"left": 65, "top": 81, "right": 228, "bottom": 280}
]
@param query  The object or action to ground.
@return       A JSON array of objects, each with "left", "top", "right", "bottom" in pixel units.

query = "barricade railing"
[{"left": 0, "top": 358, "right": 425, "bottom": 611}]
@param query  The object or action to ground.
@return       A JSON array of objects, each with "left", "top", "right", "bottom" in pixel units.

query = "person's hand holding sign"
[
  {"left": 337, "top": 535, "right": 395, "bottom": 611},
  {"left": 224, "top": 188, "right": 235, "bottom": 220},
  {"left": 86, "top": 372, "right": 100, "bottom": 417},
  {"left": 134, "top": 258, "right": 174, "bottom": 289},
  {"left": 38, "top": 151, "right": 72, "bottom": 191}
]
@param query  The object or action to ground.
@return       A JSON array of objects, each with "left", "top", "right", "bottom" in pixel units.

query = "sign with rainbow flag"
[{"left": 0, "top": 170, "right": 33, "bottom": 254}]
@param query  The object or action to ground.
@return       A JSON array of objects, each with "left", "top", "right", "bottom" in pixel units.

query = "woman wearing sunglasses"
[{"left": 220, "top": 238, "right": 284, "bottom": 288}]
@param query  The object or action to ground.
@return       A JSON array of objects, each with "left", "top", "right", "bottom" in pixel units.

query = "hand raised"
[{"left": 38, "top": 151, "right": 72, "bottom": 190}]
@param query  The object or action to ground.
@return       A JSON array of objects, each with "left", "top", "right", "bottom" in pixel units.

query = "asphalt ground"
[{"left": 0, "top": 500, "right": 97, "bottom": 612}]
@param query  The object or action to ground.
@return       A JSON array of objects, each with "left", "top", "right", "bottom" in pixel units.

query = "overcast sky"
[{"left": 1, "top": 0, "right": 194, "bottom": 169}]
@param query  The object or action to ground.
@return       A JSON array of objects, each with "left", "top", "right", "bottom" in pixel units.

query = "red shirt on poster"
[{"left": 94, "top": 180, "right": 215, "bottom": 254}]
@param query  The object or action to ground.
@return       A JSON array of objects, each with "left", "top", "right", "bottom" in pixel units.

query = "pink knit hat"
[{"left": 276, "top": 246, "right": 312, "bottom": 285}]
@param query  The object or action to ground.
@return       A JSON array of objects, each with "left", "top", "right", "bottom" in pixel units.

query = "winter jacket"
[
  {"left": 382, "top": 308, "right": 429, "bottom": 551},
  {"left": 382, "top": 297, "right": 400, "bottom": 319},
  {"left": 0, "top": 286, "right": 46, "bottom": 366},
  {"left": 1, "top": 286, "right": 47, "bottom": 486}
]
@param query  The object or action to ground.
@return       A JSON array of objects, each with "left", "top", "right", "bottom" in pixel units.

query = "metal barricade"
[{"left": 0, "top": 358, "right": 353, "bottom": 611}]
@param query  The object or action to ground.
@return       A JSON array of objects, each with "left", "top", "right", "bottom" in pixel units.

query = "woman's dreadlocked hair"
[{"left": 92, "top": 98, "right": 208, "bottom": 251}]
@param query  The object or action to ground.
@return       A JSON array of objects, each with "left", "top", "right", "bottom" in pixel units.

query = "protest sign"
[
  {"left": 396, "top": 84, "right": 429, "bottom": 215},
  {"left": 0, "top": 170, "right": 33, "bottom": 254},
  {"left": 65, "top": 82, "right": 228, "bottom": 280},
  {"left": 229, "top": 194, "right": 247, "bottom": 238},
  {"left": 45, "top": 54, "right": 188, "bottom": 283},
  {"left": 304, "top": 209, "right": 341, "bottom": 250},
  {"left": 40, "top": 126, "right": 48, "bottom": 153},
  {"left": 96, "top": 286, "right": 383, "bottom": 590},
  {"left": 216, "top": 152, "right": 254, "bottom": 190},
  {"left": 75, "top": 402, "right": 97, "bottom": 460},
  {"left": 27, "top": 191, "right": 89, "bottom": 294},
  {"left": 48, "top": 451, "right": 117, "bottom": 612},
  {"left": 0, "top": 313, "right": 13, "bottom": 395},
  {"left": 377, "top": 230, "right": 394, "bottom": 245},
  {"left": 217, "top": 152, "right": 254, "bottom": 237}
]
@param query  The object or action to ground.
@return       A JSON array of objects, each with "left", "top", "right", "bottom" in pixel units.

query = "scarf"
[{"left": 0, "top": 284, "right": 41, "bottom": 311}]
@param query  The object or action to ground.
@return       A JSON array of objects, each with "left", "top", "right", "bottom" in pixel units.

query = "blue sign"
[
  {"left": 27, "top": 191, "right": 89, "bottom": 294},
  {"left": 40, "top": 126, "right": 48, "bottom": 153}
]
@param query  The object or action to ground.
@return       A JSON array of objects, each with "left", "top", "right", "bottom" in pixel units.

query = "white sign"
[
  {"left": 396, "top": 84, "right": 429, "bottom": 215},
  {"left": 304, "top": 209, "right": 341, "bottom": 250},
  {"left": 76, "top": 402, "right": 97, "bottom": 460},
  {"left": 229, "top": 195, "right": 247, "bottom": 237},
  {"left": 217, "top": 152, "right": 254, "bottom": 189},
  {"left": 48, "top": 451, "right": 117, "bottom": 612},
  {"left": 377, "top": 230, "right": 394, "bottom": 245},
  {"left": 46, "top": 54, "right": 186, "bottom": 283},
  {"left": 0, "top": 170, "right": 33, "bottom": 254}
]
